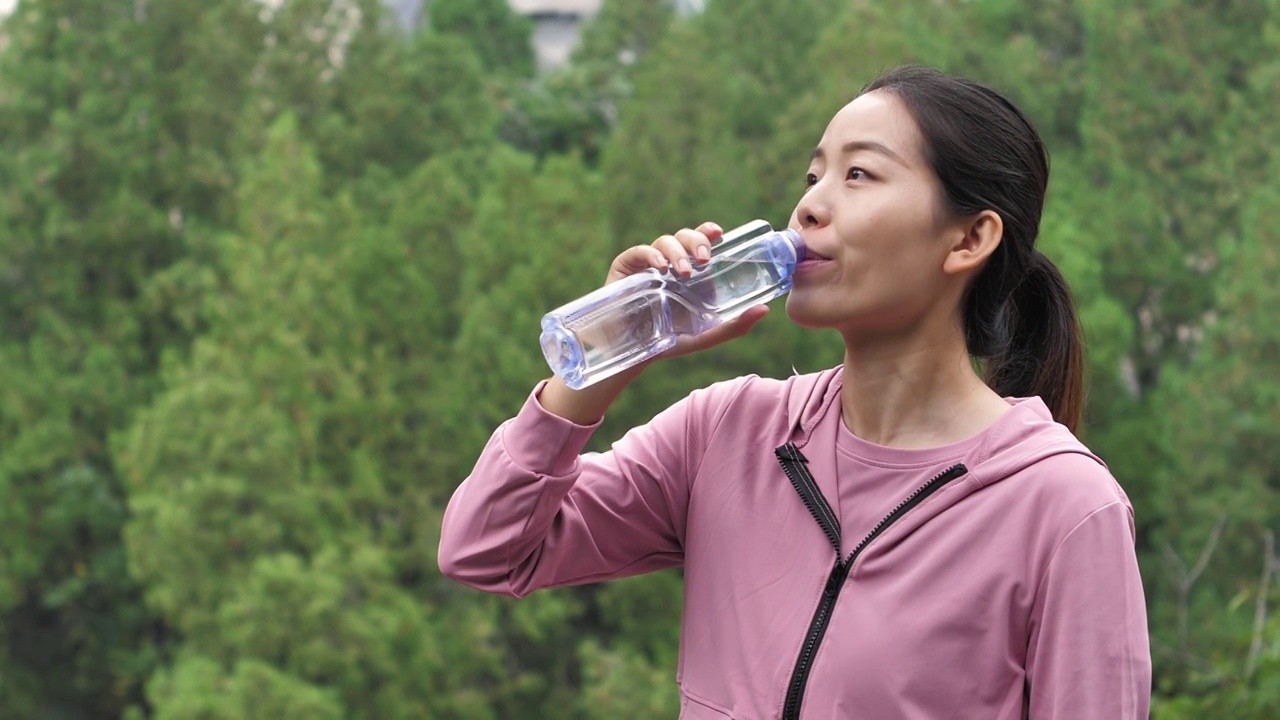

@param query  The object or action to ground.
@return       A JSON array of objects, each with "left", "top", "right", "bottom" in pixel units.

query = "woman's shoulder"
[
  {"left": 1009, "top": 448, "right": 1137, "bottom": 528},
  {"left": 971, "top": 398, "right": 1131, "bottom": 513},
  {"left": 1034, "top": 447, "right": 1129, "bottom": 491},
  {"left": 966, "top": 400, "right": 1134, "bottom": 532},
  {"left": 689, "top": 365, "right": 842, "bottom": 422}
]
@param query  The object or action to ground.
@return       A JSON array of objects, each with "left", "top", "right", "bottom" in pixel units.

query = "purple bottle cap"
[{"left": 780, "top": 228, "right": 807, "bottom": 262}]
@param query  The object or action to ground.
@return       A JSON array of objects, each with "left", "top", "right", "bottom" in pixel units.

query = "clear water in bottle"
[{"left": 540, "top": 220, "right": 806, "bottom": 389}]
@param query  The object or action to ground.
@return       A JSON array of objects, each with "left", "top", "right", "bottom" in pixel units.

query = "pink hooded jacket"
[{"left": 438, "top": 367, "right": 1152, "bottom": 719}]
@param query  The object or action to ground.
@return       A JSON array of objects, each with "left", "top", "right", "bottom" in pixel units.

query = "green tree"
[
  {"left": 574, "top": 0, "right": 674, "bottom": 66},
  {"left": 429, "top": 0, "right": 535, "bottom": 79},
  {"left": 1074, "top": 0, "right": 1274, "bottom": 394},
  {"left": 1146, "top": 168, "right": 1280, "bottom": 717},
  {"left": 321, "top": 25, "right": 500, "bottom": 181},
  {"left": 597, "top": 20, "right": 757, "bottom": 243},
  {"left": 0, "top": 0, "right": 269, "bottom": 714},
  {"left": 500, "top": 0, "right": 676, "bottom": 161},
  {"left": 0, "top": 0, "right": 1276, "bottom": 715},
  {"left": 117, "top": 115, "right": 507, "bottom": 718}
]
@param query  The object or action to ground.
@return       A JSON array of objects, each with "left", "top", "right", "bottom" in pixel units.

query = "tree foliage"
[{"left": 0, "top": 0, "right": 1275, "bottom": 717}]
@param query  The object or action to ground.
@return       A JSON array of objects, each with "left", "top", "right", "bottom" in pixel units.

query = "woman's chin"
[{"left": 784, "top": 297, "right": 840, "bottom": 330}]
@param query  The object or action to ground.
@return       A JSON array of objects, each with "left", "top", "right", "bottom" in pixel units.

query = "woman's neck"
[{"left": 838, "top": 323, "right": 1010, "bottom": 449}]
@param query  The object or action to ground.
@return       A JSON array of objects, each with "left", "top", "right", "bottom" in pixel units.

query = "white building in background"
[
  {"left": 509, "top": 0, "right": 601, "bottom": 72},
  {"left": 512, "top": 0, "right": 706, "bottom": 72},
  {"left": 389, "top": 0, "right": 705, "bottom": 73},
  {"left": 385, "top": 0, "right": 426, "bottom": 29}
]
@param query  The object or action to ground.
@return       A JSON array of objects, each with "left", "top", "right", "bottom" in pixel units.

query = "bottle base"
[{"left": 540, "top": 317, "right": 677, "bottom": 390}]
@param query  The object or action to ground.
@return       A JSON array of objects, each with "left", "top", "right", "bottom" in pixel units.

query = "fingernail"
[
  {"left": 678, "top": 258, "right": 692, "bottom": 275},
  {"left": 696, "top": 246, "right": 710, "bottom": 262}
]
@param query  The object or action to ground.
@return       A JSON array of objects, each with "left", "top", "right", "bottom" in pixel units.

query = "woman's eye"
[
  {"left": 847, "top": 167, "right": 868, "bottom": 181},
  {"left": 804, "top": 172, "right": 818, "bottom": 188}
]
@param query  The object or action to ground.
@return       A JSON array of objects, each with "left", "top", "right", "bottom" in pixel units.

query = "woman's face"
[{"left": 786, "top": 91, "right": 963, "bottom": 337}]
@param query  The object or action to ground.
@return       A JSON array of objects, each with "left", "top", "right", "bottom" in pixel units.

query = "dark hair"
[{"left": 862, "top": 66, "right": 1085, "bottom": 432}]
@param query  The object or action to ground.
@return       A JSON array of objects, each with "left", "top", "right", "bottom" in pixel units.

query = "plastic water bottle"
[{"left": 540, "top": 219, "right": 806, "bottom": 389}]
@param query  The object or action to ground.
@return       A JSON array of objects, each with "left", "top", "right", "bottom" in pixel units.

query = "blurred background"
[{"left": 0, "top": 0, "right": 1276, "bottom": 717}]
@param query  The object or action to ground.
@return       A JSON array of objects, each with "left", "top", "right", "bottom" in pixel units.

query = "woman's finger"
[
  {"left": 653, "top": 233, "right": 695, "bottom": 276},
  {"left": 673, "top": 227, "right": 713, "bottom": 265},
  {"left": 606, "top": 245, "right": 669, "bottom": 283}
]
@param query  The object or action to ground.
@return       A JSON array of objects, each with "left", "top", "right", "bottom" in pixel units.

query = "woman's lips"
[{"left": 797, "top": 251, "right": 834, "bottom": 273}]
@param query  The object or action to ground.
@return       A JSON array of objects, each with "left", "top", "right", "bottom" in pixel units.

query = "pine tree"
[
  {"left": 117, "top": 115, "right": 511, "bottom": 718},
  {"left": 0, "top": 0, "right": 268, "bottom": 713},
  {"left": 1146, "top": 134, "right": 1280, "bottom": 718},
  {"left": 321, "top": 22, "right": 500, "bottom": 180},
  {"left": 0, "top": 0, "right": 1274, "bottom": 714},
  {"left": 499, "top": 0, "right": 676, "bottom": 161},
  {"left": 428, "top": 0, "right": 535, "bottom": 78}
]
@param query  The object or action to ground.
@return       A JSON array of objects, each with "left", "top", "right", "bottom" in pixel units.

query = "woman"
[{"left": 438, "top": 66, "right": 1151, "bottom": 719}]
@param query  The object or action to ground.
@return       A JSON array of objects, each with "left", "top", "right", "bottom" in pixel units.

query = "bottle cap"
[{"left": 779, "top": 228, "right": 807, "bottom": 262}]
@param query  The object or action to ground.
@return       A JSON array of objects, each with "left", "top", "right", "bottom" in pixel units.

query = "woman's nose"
[{"left": 794, "top": 193, "right": 831, "bottom": 229}]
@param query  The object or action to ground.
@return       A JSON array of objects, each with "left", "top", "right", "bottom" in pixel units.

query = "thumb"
[
  {"left": 722, "top": 304, "right": 772, "bottom": 336},
  {"left": 672, "top": 305, "right": 771, "bottom": 356}
]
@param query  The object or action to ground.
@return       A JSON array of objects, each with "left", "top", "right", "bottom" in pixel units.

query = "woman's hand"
[
  {"left": 603, "top": 221, "right": 772, "bottom": 360},
  {"left": 538, "top": 221, "right": 771, "bottom": 423}
]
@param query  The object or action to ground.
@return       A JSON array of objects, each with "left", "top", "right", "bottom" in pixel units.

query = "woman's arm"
[
  {"left": 437, "top": 376, "right": 740, "bottom": 597},
  {"left": 438, "top": 220, "right": 769, "bottom": 596},
  {"left": 1025, "top": 500, "right": 1152, "bottom": 718}
]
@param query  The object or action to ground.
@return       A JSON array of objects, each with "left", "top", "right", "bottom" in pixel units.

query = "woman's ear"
[{"left": 942, "top": 210, "right": 1003, "bottom": 276}]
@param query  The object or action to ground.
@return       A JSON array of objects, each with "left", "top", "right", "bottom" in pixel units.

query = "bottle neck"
[{"left": 778, "top": 228, "right": 807, "bottom": 262}]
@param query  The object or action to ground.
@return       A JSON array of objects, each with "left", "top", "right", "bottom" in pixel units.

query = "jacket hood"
[{"left": 783, "top": 365, "right": 1103, "bottom": 485}]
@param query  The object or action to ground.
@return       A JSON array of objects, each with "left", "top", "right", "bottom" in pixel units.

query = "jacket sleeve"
[
  {"left": 1025, "top": 500, "right": 1152, "bottom": 719},
  {"left": 437, "top": 379, "right": 728, "bottom": 597}
]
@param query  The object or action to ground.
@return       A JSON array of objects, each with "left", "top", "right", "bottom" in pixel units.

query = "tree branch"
[
  {"left": 1164, "top": 514, "right": 1228, "bottom": 662},
  {"left": 1245, "top": 528, "right": 1275, "bottom": 680},
  {"left": 1186, "top": 515, "right": 1228, "bottom": 589},
  {"left": 1162, "top": 540, "right": 1188, "bottom": 581}
]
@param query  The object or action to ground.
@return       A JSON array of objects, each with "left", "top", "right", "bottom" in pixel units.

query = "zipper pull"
[
  {"left": 777, "top": 443, "right": 807, "bottom": 463},
  {"left": 823, "top": 563, "right": 846, "bottom": 598}
]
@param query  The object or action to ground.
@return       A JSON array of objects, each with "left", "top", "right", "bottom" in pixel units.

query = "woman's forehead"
[{"left": 816, "top": 91, "right": 924, "bottom": 164}]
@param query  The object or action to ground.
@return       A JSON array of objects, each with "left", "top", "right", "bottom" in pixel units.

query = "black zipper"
[
  {"left": 776, "top": 443, "right": 842, "bottom": 556},
  {"left": 775, "top": 443, "right": 968, "bottom": 720}
]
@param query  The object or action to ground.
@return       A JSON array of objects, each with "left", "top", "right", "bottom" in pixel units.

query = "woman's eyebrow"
[{"left": 811, "top": 140, "right": 909, "bottom": 167}]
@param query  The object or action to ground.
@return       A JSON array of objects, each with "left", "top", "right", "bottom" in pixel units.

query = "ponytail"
[{"left": 973, "top": 252, "right": 1085, "bottom": 433}]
